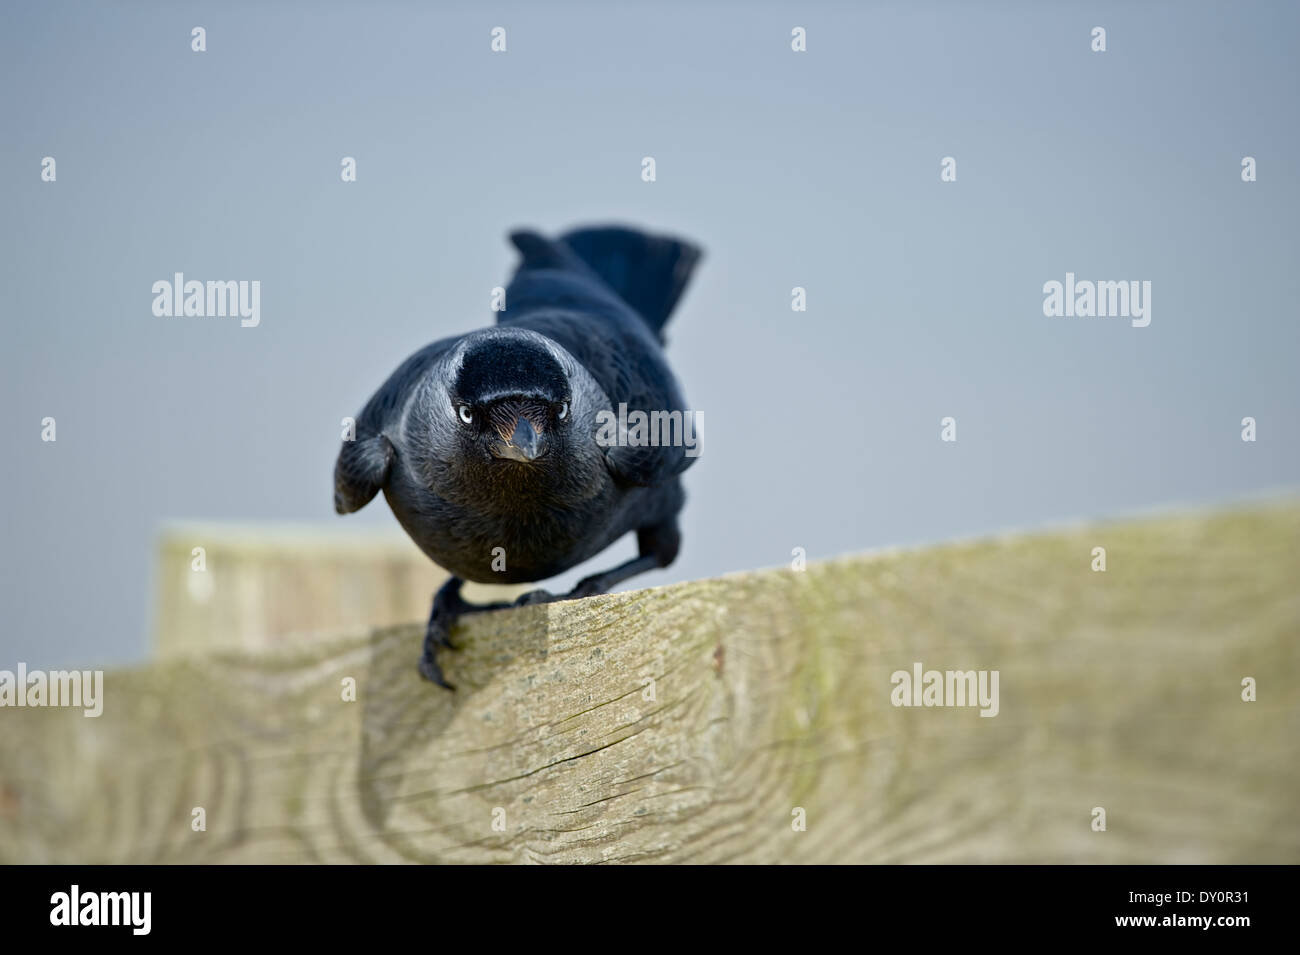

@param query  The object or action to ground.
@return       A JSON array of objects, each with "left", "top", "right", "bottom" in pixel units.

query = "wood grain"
[{"left": 3, "top": 502, "right": 1297, "bottom": 863}]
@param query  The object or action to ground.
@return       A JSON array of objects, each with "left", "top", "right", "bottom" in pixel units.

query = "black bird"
[{"left": 334, "top": 225, "right": 703, "bottom": 687}]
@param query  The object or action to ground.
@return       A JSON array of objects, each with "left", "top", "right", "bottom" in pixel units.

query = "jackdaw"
[{"left": 334, "top": 225, "right": 703, "bottom": 687}]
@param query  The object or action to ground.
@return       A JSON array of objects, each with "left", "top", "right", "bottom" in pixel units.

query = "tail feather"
[
  {"left": 560, "top": 226, "right": 702, "bottom": 338},
  {"left": 508, "top": 225, "right": 702, "bottom": 340}
]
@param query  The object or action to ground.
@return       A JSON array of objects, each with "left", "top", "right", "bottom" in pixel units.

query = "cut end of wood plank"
[{"left": 152, "top": 522, "right": 524, "bottom": 659}]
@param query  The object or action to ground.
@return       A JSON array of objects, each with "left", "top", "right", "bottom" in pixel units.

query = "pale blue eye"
[{"left": 458, "top": 405, "right": 473, "bottom": 424}]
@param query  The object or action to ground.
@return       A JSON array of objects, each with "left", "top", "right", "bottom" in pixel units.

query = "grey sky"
[{"left": 3, "top": 1, "right": 1297, "bottom": 668}]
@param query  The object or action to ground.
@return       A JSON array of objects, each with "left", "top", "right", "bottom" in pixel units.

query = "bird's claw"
[
  {"left": 419, "top": 616, "right": 459, "bottom": 689},
  {"left": 569, "top": 577, "right": 604, "bottom": 599},
  {"left": 515, "top": 588, "right": 556, "bottom": 606},
  {"left": 433, "top": 623, "right": 459, "bottom": 650},
  {"left": 417, "top": 651, "right": 454, "bottom": 690}
]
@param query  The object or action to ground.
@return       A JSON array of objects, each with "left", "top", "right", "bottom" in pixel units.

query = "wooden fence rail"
[{"left": 1, "top": 501, "right": 1296, "bottom": 863}]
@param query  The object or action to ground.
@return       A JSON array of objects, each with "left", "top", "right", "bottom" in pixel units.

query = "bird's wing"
[
  {"left": 603, "top": 435, "right": 699, "bottom": 488},
  {"left": 334, "top": 432, "right": 393, "bottom": 513},
  {"left": 333, "top": 337, "right": 457, "bottom": 514}
]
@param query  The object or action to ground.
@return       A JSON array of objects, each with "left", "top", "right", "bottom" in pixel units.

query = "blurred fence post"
[{"left": 153, "top": 523, "right": 521, "bottom": 658}]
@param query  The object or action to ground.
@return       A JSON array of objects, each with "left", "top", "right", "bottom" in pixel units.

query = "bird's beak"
[{"left": 495, "top": 417, "right": 545, "bottom": 462}]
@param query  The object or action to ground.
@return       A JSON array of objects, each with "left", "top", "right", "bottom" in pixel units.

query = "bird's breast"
[{"left": 385, "top": 471, "right": 625, "bottom": 584}]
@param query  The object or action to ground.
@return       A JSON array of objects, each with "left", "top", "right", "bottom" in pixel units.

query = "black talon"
[
  {"left": 419, "top": 576, "right": 517, "bottom": 689},
  {"left": 418, "top": 651, "right": 454, "bottom": 689},
  {"left": 515, "top": 589, "right": 556, "bottom": 606}
]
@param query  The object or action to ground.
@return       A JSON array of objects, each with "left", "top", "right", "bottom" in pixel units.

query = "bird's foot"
[
  {"left": 419, "top": 612, "right": 457, "bottom": 689},
  {"left": 417, "top": 563, "right": 656, "bottom": 688},
  {"left": 417, "top": 576, "right": 511, "bottom": 690},
  {"left": 567, "top": 575, "right": 609, "bottom": 599},
  {"left": 417, "top": 647, "right": 453, "bottom": 689},
  {"left": 514, "top": 588, "right": 558, "bottom": 606},
  {"left": 513, "top": 573, "right": 611, "bottom": 607},
  {"left": 416, "top": 574, "right": 473, "bottom": 686}
]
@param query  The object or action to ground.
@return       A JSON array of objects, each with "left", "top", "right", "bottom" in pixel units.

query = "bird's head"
[
  {"left": 448, "top": 335, "right": 573, "bottom": 465},
  {"left": 401, "top": 327, "right": 613, "bottom": 510}
]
